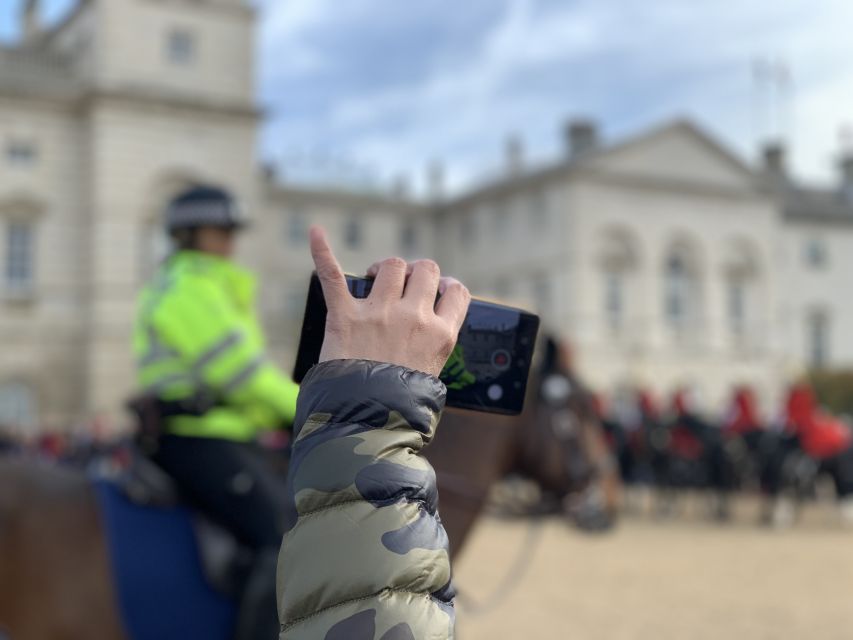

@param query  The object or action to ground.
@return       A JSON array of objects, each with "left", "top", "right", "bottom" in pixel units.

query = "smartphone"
[{"left": 292, "top": 273, "right": 540, "bottom": 415}]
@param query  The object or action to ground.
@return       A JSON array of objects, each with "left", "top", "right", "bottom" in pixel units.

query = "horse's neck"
[{"left": 428, "top": 410, "right": 521, "bottom": 490}]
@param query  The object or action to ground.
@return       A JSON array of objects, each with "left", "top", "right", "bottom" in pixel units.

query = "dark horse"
[{"left": 0, "top": 398, "right": 616, "bottom": 639}]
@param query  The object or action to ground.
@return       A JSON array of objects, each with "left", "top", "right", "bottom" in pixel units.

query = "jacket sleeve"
[
  {"left": 154, "top": 276, "right": 298, "bottom": 428},
  {"left": 277, "top": 359, "right": 455, "bottom": 640}
]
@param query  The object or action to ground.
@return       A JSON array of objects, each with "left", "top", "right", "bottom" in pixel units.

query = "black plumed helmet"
[{"left": 165, "top": 185, "right": 249, "bottom": 233}]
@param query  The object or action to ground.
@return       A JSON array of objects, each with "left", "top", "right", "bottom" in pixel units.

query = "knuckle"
[
  {"left": 418, "top": 259, "right": 440, "bottom": 276},
  {"left": 317, "top": 264, "right": 340, "bottom": 282},
  {"left": 446, "top": 281, "right": 467, "bottom": 297},
  {"left": 383, "top": 256, "right": 407, "bottom": 271}
]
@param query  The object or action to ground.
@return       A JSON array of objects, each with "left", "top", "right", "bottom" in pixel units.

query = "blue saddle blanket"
[{"left": 94, "top": 480, "right": 237, "bottom": 640}]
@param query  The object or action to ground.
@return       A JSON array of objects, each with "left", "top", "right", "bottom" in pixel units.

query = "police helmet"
[{"left": 165, "top": 185, "right": 249, "bottom": 234}]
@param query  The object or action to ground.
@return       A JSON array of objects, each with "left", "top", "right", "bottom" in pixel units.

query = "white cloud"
[{"left": 259, "top": 0, "right": 853, "bottom": 192}]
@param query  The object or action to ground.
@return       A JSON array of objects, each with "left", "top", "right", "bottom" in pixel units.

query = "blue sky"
[{"left": 3, "top": 0, "right": 853, "bottom": 194}]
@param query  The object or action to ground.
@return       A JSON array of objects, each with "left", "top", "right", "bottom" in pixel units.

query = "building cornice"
[
  {"left": 142, "top": 0, "right": 256, "bottom": 20},
  {"left": 0, "top": 85, "right": 261, "bottom": 121},
  {"left": 783, "top": 210, "right": 853, "bottom": 227},
  {"left": 265, "top": 182, "right": 427, "bottom": 215},
  {"left": 571, "top": 167, "right": 767, "bottom": 203},
  {"left": 80, "top": 87, "right": 261, "bottom": 120}
]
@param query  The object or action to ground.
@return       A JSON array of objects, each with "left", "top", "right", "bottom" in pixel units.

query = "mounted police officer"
[{"left": 133, "top": 185, "right": 299, "bottom": 640}]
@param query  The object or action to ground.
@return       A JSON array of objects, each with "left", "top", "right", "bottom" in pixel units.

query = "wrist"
[{"left": 296, "top": 359, "right": 446, "bottom": 439}]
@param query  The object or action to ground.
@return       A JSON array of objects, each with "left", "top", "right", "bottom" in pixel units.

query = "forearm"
[{"left": 277, "top": 359, "right": 455, "bottom": 639}]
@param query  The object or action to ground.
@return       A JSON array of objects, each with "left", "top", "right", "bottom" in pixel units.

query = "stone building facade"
[{"left": 1, "top": 0, "right": 852, "bottom": 431}]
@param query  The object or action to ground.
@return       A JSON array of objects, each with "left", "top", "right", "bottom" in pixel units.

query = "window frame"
[
  {"left": 0, "top": 381, "right": 37, "bottom": 430},
  {"left": 344, "top": 213, "right": 363, "bottom": 250},
  {"left": 604, "top": 270, "right": 624, "bottom": 333},
  {"left": 804, "top": 237, "right": 828, "bottom": 269},
  {"left": 4, "top": 220, "right": 35, "bottom": 295},
  {"left": 6, "top": 139, "right": 38, "bottom": 167},
  {"left": 664, "top": 253, "right": 690, "bottom": 329},
  {"left": 400, "top": 218, "right": 418, "bottom": 255},
  {"left": 166, "top": 27, "right": 196, "bottom": 65}
]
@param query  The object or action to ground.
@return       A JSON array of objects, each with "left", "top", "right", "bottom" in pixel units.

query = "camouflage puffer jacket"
[{"left": 277, "top": 359, "right": 455, "bottom": 639}]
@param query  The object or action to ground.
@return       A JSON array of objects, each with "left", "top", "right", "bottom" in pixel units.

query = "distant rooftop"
[{"left": 779, "top": 185, "right": 853, "bottom": 224}]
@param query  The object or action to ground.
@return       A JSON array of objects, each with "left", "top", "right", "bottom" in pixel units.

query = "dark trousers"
[
  {"left": 821, "top": 445, "right": 853, "bottom": 498},
  {"left": 151, "top": 436, "right": 284, "bottom": 640}
]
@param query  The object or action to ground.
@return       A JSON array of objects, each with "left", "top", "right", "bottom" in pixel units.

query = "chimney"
[
  {"left": 840, "top": 155, "right": 853, "bottom": 203},
  {"left": 762, "top": 141, "right": 787, "bottom": 181},
  {"left": 564, "top": 119, "right": 599, "bottom": 158},
  {"left": 427, "top": 161, "right": 445, "bottom": 203},
  {"left": 22, "top": 0, "right": 40, "bottom": 41},
  {"left": 505, "top": 134, "right": 524, "bottom": 176}
]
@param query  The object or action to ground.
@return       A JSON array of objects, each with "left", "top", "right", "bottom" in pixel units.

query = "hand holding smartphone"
[{"left": 293, "top": 271, "right": 540, "bottom": 415}]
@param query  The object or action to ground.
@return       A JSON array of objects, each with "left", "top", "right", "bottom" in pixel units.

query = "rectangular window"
[
  {"left": 167, "top": 28, "right": 195, "bottom": 65},
  {"left": 6, "top": 140, "right": 37, "bottom": 167},
  {"left": 808, "top": 312, "right": 829, "bottom": 368},
  {"left": 400, "top": 219, "right": 417, "bottom": 255},
  {"left": 804, "top": 238, "right": 828, "bottom": 269},
  {"left": 287, "top": 211, "right": 309, "bottom": 247},
  {"left": 345, "top": 214, "right": 362, "bottom": 250},
  {"left": 5, "top": 222, "right": 33, "bottom": 292}
]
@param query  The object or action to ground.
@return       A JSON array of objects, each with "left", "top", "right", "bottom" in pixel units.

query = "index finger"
[
  {"left": 309, "top": 226, "right": 349, "bottom": 310},
  {"left": 435, "top": 277, "right": 471, "bottom": 334}
]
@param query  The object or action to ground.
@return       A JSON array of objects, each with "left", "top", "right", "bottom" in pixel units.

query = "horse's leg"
[{"left": 0, "top": 467, "right": 124, "bottom": 640}]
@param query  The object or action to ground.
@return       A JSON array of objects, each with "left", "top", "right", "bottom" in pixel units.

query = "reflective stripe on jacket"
[
  {"left": 133, "top": 250, "right": 299, "bottom": 440},
  {"left": 278, "top": 359, "right": 455, "bottom": 639}
]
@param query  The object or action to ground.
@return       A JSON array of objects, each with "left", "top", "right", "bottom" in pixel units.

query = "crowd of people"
[
  {"left": 594, "top": 382, "right": 853, "bottom": 524},
  {"left": 0, "top": 427, "right": 133, "bottom": 475}
]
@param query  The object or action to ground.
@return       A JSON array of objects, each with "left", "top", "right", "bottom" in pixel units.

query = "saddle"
[{"left": 115, "top": 451, "right": 254, "bottom": 599}]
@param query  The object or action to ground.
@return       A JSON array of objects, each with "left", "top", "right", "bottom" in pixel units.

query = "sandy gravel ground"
[{"left": 453, "top": 497, "right": 853, "bottom": 639}]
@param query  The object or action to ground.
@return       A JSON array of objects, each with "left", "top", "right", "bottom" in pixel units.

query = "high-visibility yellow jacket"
[{"left": 133, "top": 250, "right": 299, "bottom": 441}]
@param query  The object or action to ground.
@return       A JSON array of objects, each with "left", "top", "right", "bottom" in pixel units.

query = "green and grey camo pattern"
[{"left": 277, "top": 360, "right": 455, "bottom": 640}]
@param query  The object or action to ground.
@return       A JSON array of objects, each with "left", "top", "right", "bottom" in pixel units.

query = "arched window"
[
  {"left": 0, "top": 382, "right": 36, "bottom": 430},
  {"left": 723, "top": 239, "right": 761, "bottom": 342},
  {"left": 4, "top": 221, "right": 35, "bottom": 293},
  {"left": 599, "top": 229, "right": 640, "bottom": 334},
  {"left": 665, "top": 253, "right": 690, "bottom": 327}
]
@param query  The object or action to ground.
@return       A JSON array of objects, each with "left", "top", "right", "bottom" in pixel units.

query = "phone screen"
[{"left": 292, "top": 273, "right": 540, "bottom": 415}]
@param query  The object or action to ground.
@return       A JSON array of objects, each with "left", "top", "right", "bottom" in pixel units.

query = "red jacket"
[
  {"left": 669, "top": 389, "right": 704, "bottom": 460},
  {"left": 784, "top": 385, "right": 852, "bottom": 459},
  {"left": 723, "top": 387, "right": 763, "bottom": 436}
]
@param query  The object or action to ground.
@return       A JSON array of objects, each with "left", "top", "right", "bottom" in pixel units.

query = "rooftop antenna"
[
  {"left": 774, "top": 58, "right": 794, "bottom": 146},
  {"left": 751, "top": 56, "right": 794, "bottom": 147}
]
